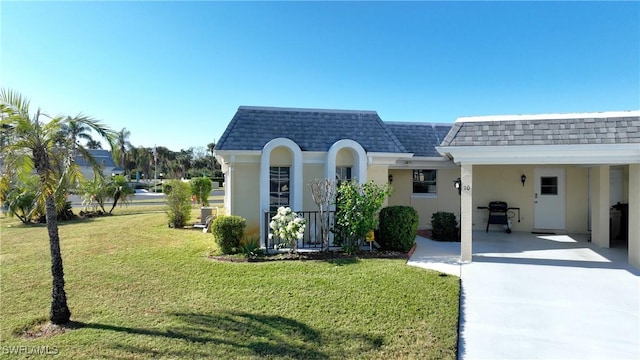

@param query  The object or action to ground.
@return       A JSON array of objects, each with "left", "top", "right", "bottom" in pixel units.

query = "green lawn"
[{"left": 0, "top": 209, "right": 459, "bottom": 359}]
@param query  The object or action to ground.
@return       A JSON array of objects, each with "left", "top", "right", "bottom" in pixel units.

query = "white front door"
[{"left": 534, "top": 168, "right": 566, "bottom": 229}]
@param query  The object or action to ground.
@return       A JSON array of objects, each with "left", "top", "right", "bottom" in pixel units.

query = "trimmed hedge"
[
  {"left": 211, "top": 215, "right": 246, "bottom": 254},
  {"left": 378, "top": 206, "right": 419, "bottom": 252},
  {"left": 430, "top": 212, "right": 459, "bottom": 241}
]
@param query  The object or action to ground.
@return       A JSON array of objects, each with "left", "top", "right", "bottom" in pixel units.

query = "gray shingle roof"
[
  {"left": 216, "top": 106, "right": 407, "bottom": 153},
  {"left": 75, "top": 149, "right": 116, "bottom": 167},
  {"left": 385, "top": 122, "right": 452, "bottom": 157},
  {"left": 441, "top": 115, "right": 640, "bottom": 146}
]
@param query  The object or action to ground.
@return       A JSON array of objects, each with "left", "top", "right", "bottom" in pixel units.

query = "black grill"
[
  {"left": 488, "top": 201, "right": 508, "bottom": 212},
  {"left": 477, "top": 201, "right": 520, "bottom": 233}
]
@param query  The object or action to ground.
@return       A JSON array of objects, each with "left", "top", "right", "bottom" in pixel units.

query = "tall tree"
[
  {"left": 0, "top": 89, "right": 114, "bottom": 324},
  {"left": 176, "top": 149, "right": 193, "bottom": 178},
  {"left": 59, "top": 117, "right": 95, "bottom": 149},
  {"left": 114, "top": 128, "right": 132, "bottom": 171},
  {"left": 207, "top": 142, "right": 216, "bottom": 173},
  {"left": 85, "top": 139, "right": 102, "bottom": 149}
]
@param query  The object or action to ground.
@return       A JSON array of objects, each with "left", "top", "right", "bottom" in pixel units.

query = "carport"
[
  {"left": 408, "top": 231, "right": 640, "bottom": 359},
  {"left": 436, "top": 111, "right": 640, "bottom": 269}
]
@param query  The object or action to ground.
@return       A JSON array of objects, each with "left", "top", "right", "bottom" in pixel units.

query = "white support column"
[
  {"left": 591, "top": 166, "right": 610, "bottom": 248},
  {"left": 628, "top": 164, "right": 640, "bottom": 269},
  {"left": 461, "top": 164, "right": 473, "bottom": 262},
  {"left": 225, "top": 163, "right": 233, "bottom": 215}
]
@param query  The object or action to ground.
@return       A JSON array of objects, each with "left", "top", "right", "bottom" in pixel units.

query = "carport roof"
[
  {"left": 437, "top": 111, "right": 640, "bottom": 165},
  {"left": 440, "top": 111, "right": 640, "bottom": 147}
]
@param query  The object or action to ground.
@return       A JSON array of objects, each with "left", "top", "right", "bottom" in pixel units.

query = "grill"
[{"left": 477, "top": 201, "right": 521, "bottom": 233}]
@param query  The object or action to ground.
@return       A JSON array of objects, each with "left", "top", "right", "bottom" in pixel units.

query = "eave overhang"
[{"left": 436, "top": 144, "right": 640, "bottom": 165}]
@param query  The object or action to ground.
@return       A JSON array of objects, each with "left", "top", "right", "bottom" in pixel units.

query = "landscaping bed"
[{"left": 209, "top": 249, "right": 410, "bottom": 263}]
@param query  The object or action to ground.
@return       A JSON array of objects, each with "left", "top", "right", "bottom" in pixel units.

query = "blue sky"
[{"left": 2, "top": 1, "right": 639, "bottom": 152}]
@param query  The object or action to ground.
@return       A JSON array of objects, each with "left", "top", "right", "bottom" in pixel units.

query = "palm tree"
[
  {"left": 59, "top": 117, "right": 95, "bottom": 149},
  {"left": 207, "top": 142, "right": 216, "bottom": 173},
  {"left": 85, "top": 139, "right": 102, "bottom": 149},
  {"left": 114, "top": 128, "right": 132, "bottom": 171},
  {"left": 0, "top": 89, "right": 114, "bottom": 325}
]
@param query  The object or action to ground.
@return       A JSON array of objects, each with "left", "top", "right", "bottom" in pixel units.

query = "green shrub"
[
  {"left": 190, "top": 177, "right": 212, "bottom": 206},
  {"left": 165, "top": 180, "right": 192, "bottom": 228},
  {"left": 334, "top": 180, "right": 392, "bottom": 254},
  {"left": 57, "top": 201, "right": 76, "bottom": 222},
  {"left": 211, "top": 215, "right": 246, "bottom": 254},
  {"left": 430, "top": 212, "right": 459, "bottom": 241},
  {"left": 378, "top": 206, "right": 419, "bottom": 252},
  {"left": 240, "top": 235, "right": 263, "bottom": 258}
]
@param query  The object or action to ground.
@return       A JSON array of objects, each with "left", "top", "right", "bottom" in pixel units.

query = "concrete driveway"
[{"left": 408, "top": 231, "right": 640, "bottom": 359}]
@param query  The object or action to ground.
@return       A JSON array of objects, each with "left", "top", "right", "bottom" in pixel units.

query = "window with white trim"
[
  {"left": 413, "top": 169, "right": 437, "bottom": 194},
  {"left": 336, "top": 167, "right": 352, "bottom": 184},
  {"left": 269, "top": 167, "right": 290, "bottom": 212}
]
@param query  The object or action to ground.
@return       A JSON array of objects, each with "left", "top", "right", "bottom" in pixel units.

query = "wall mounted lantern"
[
  {"left": 388, "top": 174, "right": 393, "bottom": 184},
  {"left": 453, "top": 178, "right": 461, "bottom": 195},
  {"left": 521, "top": 174, "right": 526, "bottom": 187}
]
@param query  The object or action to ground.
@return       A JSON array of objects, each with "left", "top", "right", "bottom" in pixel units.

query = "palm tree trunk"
[{"left": 45, "top": 194, "right": 71, "bottom": 324}]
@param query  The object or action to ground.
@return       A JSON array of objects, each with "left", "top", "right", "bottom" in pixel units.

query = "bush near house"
[
  {"left": 430, "top": 212, "right": 459, "bottom": 241},
  {"left": 334, "top": 180, "right": 391, "bottom": 253},
  {"left": 378, "top": 206, "right": 419, "bottom": 252},
  {"left": 165, "top": 180, "right": 192, "bottom": 228},
  {"left": 211, "top": 215, "right": 246, "bottom": 254}
]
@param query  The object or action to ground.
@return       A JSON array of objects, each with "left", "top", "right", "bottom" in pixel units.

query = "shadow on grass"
[
  {"left": 324, "top": 257, "right": 360, "bottom": 266},
  {"left": 78, "top": 310, "right": 384, "bottom": 358}
]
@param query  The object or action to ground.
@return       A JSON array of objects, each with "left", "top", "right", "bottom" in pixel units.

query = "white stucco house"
[{"left": 215, "top": 106, "right": 640, "bottom": 268}]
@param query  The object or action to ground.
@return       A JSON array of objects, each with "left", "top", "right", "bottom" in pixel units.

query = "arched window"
[{"left": 326, "top": 139, "right": 367, "bottom": 185}]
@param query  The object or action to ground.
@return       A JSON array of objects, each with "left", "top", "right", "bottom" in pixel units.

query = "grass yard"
[{"left": 0, "top": 208, "right": 459, "bottom": 359}]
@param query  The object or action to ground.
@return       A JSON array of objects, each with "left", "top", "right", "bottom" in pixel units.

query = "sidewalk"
[{"left": 407, "top": 235, "right": 463, "bottom": 276}]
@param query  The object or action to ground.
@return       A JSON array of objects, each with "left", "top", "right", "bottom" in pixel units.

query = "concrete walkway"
[{"left": 408, "top": 231, "right": 640, "bottom": 359}]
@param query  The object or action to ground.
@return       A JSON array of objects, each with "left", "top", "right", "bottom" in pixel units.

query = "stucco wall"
[
  {"left": 436, "top": 168, "right": 462, "bottom": 218},
  {"left": 472, "top": 165, "right": 533, "bottom": 232},
  {"left": 302, "top": 163, "right": 324, "bottom": 212},
  {"left": 367, "top": 164, "right": 390, "bottom": 207},
  {"left": 622, "top": 165, "right": 630, "bottom": 203},
  {"left": 232, "top": 163, "right": 261, "bottom": 235},
  {"left": 336, "top": 148, "right": 354, "bottom": 167},
  {"left": 566, "top": 167, "right": 589, "bottom": 233},
  {"left": 270, "top": 147, "right": 292, "bottom": 166},
  {"left": 388, "top": 168, "right": 460, "bottom": 229}
]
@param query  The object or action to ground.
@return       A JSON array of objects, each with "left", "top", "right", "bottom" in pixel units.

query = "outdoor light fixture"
[
  {"left": 388, "top": 174, "right": 393, "bottom": 184},
  {"left": 453, "top": 178, "right": 461, "bottom": 195},
  {"left": 521, "top": 174, "right": 526, "bottom": 187}
]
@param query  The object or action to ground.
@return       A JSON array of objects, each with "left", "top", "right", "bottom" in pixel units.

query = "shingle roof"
[
  {"left": 75, "top": 149, "right": 116, "bottom": 167},
  {"left": 216, "top": 106, "right": 407, "bottom": 153},
  {"left": 385, "top": 122, "right": 452, "bottom": 157},
  {"left": 440, "top": 113, "right": 640, "bottom": 147}
]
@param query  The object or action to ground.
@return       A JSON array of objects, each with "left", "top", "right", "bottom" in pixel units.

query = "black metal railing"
[{"left": 264, "top": 210, "right": 336, "bottom": 251}]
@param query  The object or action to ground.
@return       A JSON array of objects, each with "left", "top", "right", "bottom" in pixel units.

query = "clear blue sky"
[{"left": 2, "top": 1, "right": 639, "bottom": 152}]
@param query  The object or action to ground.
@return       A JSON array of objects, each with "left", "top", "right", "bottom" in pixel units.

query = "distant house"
[
  {"left": 216, "top": 106, "right": 640, "bottom": 269},
  {"left": 75, "top": 149, "right": 121, "bottom": 179}
]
